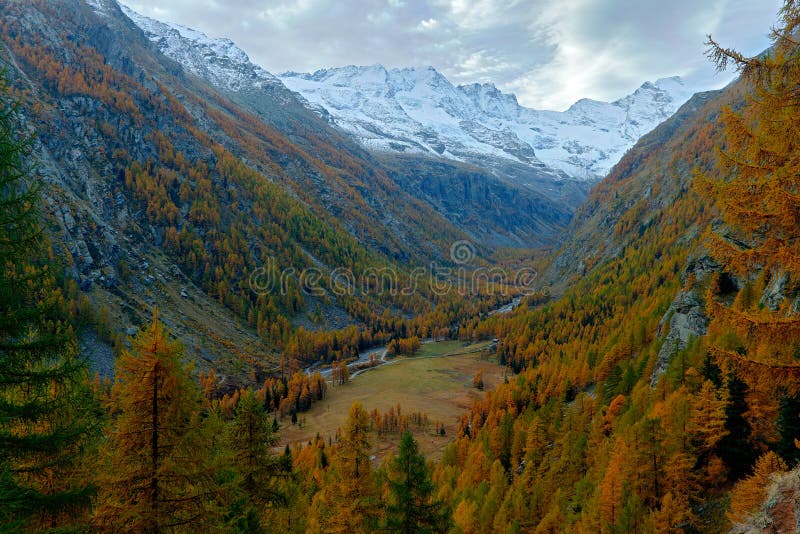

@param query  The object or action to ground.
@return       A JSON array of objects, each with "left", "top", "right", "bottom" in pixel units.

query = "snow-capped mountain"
[
  {"left": 120, "top": 3, "right": 693, "bottom": 184},
  {"left": 121, "top": 5, "right": 281, "bottom": 93},
  {"left": 279, "top": 67, "right": 695, "bottom": 181}
]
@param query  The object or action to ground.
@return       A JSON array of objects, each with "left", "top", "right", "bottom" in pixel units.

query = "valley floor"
[{"left": 279, "top": 340, "right": 505, "bottom": 461}]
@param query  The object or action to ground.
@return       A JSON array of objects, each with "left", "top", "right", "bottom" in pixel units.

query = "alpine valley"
[{"left": 2, "top": 0, "right": 800, "bottom": 533}]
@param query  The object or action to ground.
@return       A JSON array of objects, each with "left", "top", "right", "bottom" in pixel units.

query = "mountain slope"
[
  {"left": 119, "top": 5, "right": 582, "bottom": 248},
  {"left": 112, "top": 2, "right": 474, "bottom": 264},
  {"left": 0, "top": 0, "right": 479, "bottom": 383},
  {"left": 279, "top": 66, "right": 694, "bottom": 182},
  {"left": 542, "top": 86, "right": 728, "bottom": 290},
  {"left": 120, "top": 7, "right": 695, "bottom": 248}
]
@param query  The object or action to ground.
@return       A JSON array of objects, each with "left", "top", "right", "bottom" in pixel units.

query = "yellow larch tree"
[
  {"left": 727, "top": 451, "right": 787, "bottom": 525},
  {"left": 308, "top": 401, "right": 380, "bottom": 533}
]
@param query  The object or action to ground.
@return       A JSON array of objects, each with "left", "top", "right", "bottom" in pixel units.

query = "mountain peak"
[
  {"left": 632, "top": 75, "right": 689, "bottom": 96},
  {"left": 458, "top": 81, "right": 501, "bottom": 94},
  {"left": 279, "top": 65, "right": 695, "bottom": 181},
  {"left": 393, "top": 65, "right": 450, "bottom": 85},
  {"left": 121, "top": 4, "right": 278, "bottom": 91},
  {"left": 656, "top": 75, "right": 685, "bottom": 85}
]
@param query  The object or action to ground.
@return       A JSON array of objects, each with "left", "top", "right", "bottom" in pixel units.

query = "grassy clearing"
[
  {"left": 279, "top": 340, "right": 505, "bottom": 461},
  {"left": 415, "top": 339, "right": 477, "bottom": 358}
]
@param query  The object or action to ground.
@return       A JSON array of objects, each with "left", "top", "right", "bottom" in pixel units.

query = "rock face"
[
  {"left": 78, "top": 328, "right": 116, "bottom": 378},
  {"left": 760, "top": 271, "right": 789, "bottom": 311},
  {"left": 378, "top": 155, "right": 585, "bottom": 248},
  {"left": 728, "top": 467, "right": 800, "bottom": 534},
  {"left": 648, "top": 255, "right": 722, "bottom": 386},
  {"left": 650, "top": 289, "right": 709, "bottom": 386}
]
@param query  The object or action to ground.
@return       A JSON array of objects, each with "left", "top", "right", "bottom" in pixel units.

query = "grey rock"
[
  {"left": 683, "top": 254, "right": 720, "bottom": 284},
  {"left": 79, "top": 328, "right": 115, "bottom": 379},
  {"left": 650, "top": 289, "right": 708, "bottom": 387},
  {"left": 760, "top": 271, "right": 789, "bottom": 312},
  {"left": 379, "top": 154, "right": 584, "bottom": 248},
  {"left": 62, "top": 209, "right": 76, "bottom": 231}
]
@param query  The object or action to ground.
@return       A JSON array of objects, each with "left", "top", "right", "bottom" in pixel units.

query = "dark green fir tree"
[
  {"left": 0, "top": 68, "right": 99, "bottom": 532},
  {"left": 385, "top": 431, "right": 450, "bottom": 534}
]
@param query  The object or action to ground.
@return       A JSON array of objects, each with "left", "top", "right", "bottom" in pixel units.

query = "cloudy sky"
[{"left": 123, "top": 0, "right": 783, "bottom": 110}]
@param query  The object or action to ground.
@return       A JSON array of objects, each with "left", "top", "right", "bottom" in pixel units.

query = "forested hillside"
[
  {"left": 0, "top": 0, "right": 506, "bottom": 384},
  {"left": 444, "top": 4, "right": 800, "bottom": 531}
]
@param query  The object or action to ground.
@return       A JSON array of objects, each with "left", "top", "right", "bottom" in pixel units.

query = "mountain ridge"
[
  {"left": 0, "top": 0, "right": 474, "bottom": 382},
  {"left": 114, "top": 3, "right": 696, "bottom": 186},
  {"left": 121, "top": 4, "right": 283, "bottom": 93},
  {"left": 279, "top": 65, "right": 695, "bottom": 182}
]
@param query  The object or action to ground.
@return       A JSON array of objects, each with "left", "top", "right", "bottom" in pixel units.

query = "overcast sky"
[{"left": 122, "top": 0, "right": 783, "bottom": 110}]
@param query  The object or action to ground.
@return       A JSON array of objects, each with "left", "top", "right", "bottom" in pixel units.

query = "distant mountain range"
[
  {"left": 280, "top": 68, "right": 694, "bottom": 182},
  {"left": 122, "top": 4, "right": 694, "bottom": 185}
]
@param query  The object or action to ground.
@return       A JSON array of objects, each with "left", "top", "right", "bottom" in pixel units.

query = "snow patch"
[
  {"left": 121, "top": 4, "right": 280, "bottom": 92},
  {"left": 85, "top": 0, "right": 111, "bottom": 17}
]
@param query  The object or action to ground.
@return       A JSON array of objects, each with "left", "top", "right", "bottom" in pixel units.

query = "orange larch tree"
[
  {"left": 700, "top": 0, "right": 800, "bottom": 371},
  {"left": 93, "top": 313, "right": 221, "bottom": 531}
]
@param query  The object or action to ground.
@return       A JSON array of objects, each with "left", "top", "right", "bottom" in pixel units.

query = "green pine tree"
[
  {"left": 0, "top": 68, "right": 99, "bottom": 531},
  {"left": 227, "top": 388, "right": 286, "bottom": 531},
  {"left": 777, "top": 393, "right": 800, "bottom": 467},
  {"left": 385, "top": 431, "right": 450, "bottom": 534}
]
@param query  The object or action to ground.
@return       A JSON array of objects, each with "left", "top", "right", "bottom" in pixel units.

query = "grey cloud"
[{"left": 124, "top": 0, "right": 782, "bottom": 109}]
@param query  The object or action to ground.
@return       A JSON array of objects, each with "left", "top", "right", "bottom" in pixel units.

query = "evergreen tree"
[
  {"left": 0, "top": 68, "right": 99, "bottom": 531},
  {"left": 716, "top": 374, "right": 756, "bottom": 480},
  {"left": 776, "top": 392, "right": 800, "bottom": 466},
  {"left": 228, "top": 388, "right": 285, "bottom": 530},
  {"left": 700, "top": 353, "right": 722, "bottom": 388},
  {"left": 385, "top": 431, "right": 450, "bottom": 533},
  {"left": 93, "top": 313, "right": 220, "bottom": 531}
]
